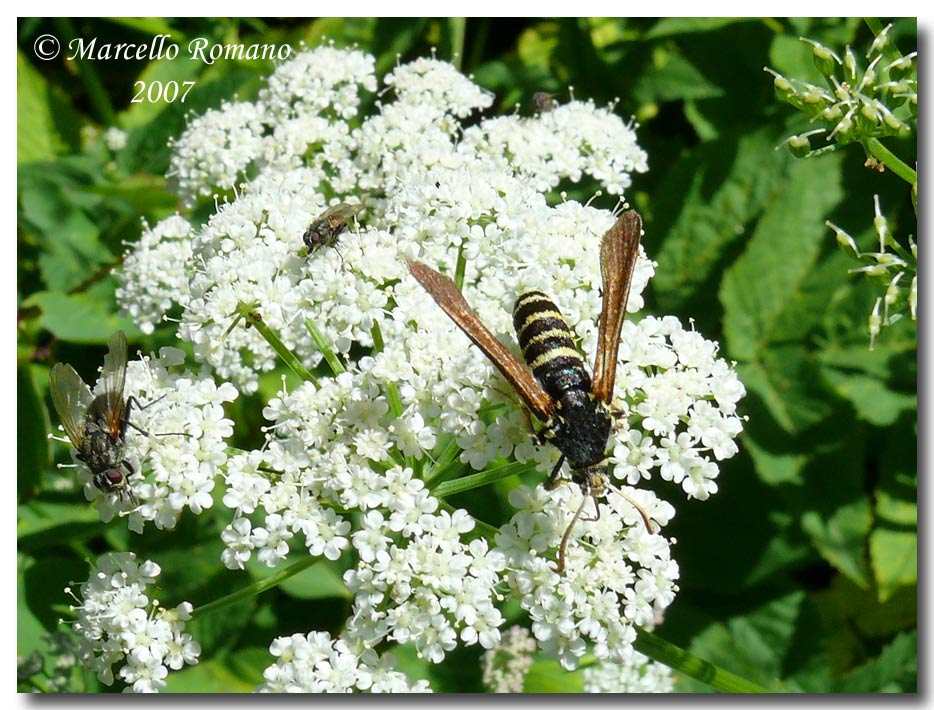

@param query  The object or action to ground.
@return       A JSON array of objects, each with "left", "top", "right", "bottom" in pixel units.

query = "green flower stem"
[
  {"left": 422, "top": 435, "right": 463, "bottom": 482},
  {"left": 192, "top": 556, "right": 318, "bottom": 618},
  {"left": 865, "top": 138, "right": 917, "bottom": 186},
  {"left": 432, "top": 460, "right": 538, "bottom": 497},
  {"left": 236, "top": 303, "right": 317, "bottom": 384},
  {"left": 449, "top": 18, "right": 466, "bottom": 70},
  {"left": 385, "top": 382, "right": 404, "bottom": 418},
  {"left": 455, "top": 242, "right": 468, "bottom": 290},
  {"left": 633, "top": 626, "right": 771, "bottom": 693},
  {"left": 304, "top": 317, "right": 345, "bottom": 375},
  {"left": 370, "top": 322, "right": 385, "bottom": 354}
]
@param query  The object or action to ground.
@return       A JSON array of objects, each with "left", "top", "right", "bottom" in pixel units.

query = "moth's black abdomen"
[{"left": 513, "top": 291, "right": 590, "bottom": 399}]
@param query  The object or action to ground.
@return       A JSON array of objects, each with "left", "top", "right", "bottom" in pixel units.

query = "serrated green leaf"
[
  {"left": 633, "top": 50, "right": 724, "bottom": 104},
  {"left": 819, "top": 369, "right": 916, "bottom": 427},
  {"left": 20, "top": 177, "right": 113, "bottom": 280},
  {"left": 17, "top": 52, "right": 82, "bottom": 163},
  {"left": 831, "top": 631, "right": 917, "bottom": 692},
  {"left": 740, "top": 429, "right": 806, "bottom": 486},
  {"left": 870, "top": 527, "right": 916, "bottom": 603},
  {"left": 25, "top": 289, "right": 138, "bottom": 343},
  {"left": 721, "top": 154, "right": 844, "bottom": 361},
  {"left": 679, "top": 591, "right": 806, "bottom": 691},
  {"left": 720, "top": 156, "right": 845, "bottom": 433},
  {"left": 652, "top": 127, "right": 793, "bottom": 311},
  {"left": 801, "top": 502, "right": 872, "bottom": 589},
  {"left": 876, "top": 438, "right": 917, "bottom": 527}
]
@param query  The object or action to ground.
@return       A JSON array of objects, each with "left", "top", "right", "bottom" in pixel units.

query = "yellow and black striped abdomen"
[{"left": 513, "top": 291, "right": 591, "bottom": 400}]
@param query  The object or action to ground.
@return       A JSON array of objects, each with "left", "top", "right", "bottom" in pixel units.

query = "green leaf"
[
  {"left": 651, "top": 127, "right": 793, "bottom": 311},
  {"left": 524, "top": 657, "right": 584, "bottom": 693},
  {"left": 796, "top": 421, "right": 873, "bottom": 588},
  {"left": 278, "top": 560, "right": 351, "bottom": 600},
  {"left": 633, "top": 50, "right": 724, "bottom": 104},
  {"left": 21, "top": 555, "right": 90, "bottom": 633},
  {"left": 676, "top": 590, "right": 806, "bottom": 691},
  {"left": 819, "top": 369, "right": 916, "bottom": 427},
  {"left": 870, "top": 438, "right": 917, "bottom": 602},
  {"left": 23, "top": 288, "right": 138, "bottom": 343},
  {"left": 646, "top": 17, "right": 758, "bottom": 39},
  {"left": 17, "top": 365, "right": 50, "bottom": 501},
  {"left": 19, "top": 180, "right": 113, "bottom": 291},
  {"left": 875, "top": 437, "right": 917, "bottom": 527},
  {"left": 721, "top": 154, "right": 844, "bottom": 361},
  {"left": 17, "top": 554, "right": 47, "bottom": 657},
  {"left": 17, "top": 500, "right": 104, "bottom": 549},
  {"left": 801, "top": 501, "right": 872, "bottom": 589},
  {"left": 812, "top": 576, "right": 915, "bottom": 680},
  {"left": 720, "top": 156, "right": 845, "bottom": 432},
  {"left": 831, "top": 631, "right": 917, "bottom": 692},
  {"left": 163, "top": 656, "right": 258, "bottom": 693},
  {"left": 17, "top": 51, "right": 82, "bottom": 163},
  {"left": 869, "top": 527, "right": 916, "bottom": 603}
]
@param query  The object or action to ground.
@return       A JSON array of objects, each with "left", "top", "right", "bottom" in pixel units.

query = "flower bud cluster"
[
  {"left": 766, "top": 25, "right": 916, "bottom": 156},
  {"left": 827, "top": 194, "right": 917, "bottom": 348}
]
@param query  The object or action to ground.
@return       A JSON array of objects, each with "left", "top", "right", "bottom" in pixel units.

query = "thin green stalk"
[
  {"left": 385, "top": 382, "right": 404, "bottom": 418},
  {"left": 370, "top": 322, "right": 386, "bottom": 355},
  {"left": 304, "top": 317, "right": 345, "bottom": 375},
  {"left": 422, "top": 435, "right": 463, "bottom": 482},
  {"left": 865, "top": 138, "right": 917, "bottom": 186},
  {"left": 236, "top": 303, "right": 317, "bottom": 383},
  {"left": 192, "top": 556, "right": 319, "bottom": 618},
  {"left": 633, "top": 627, "right": 772, "bottom": 693},
  {"left": 449, "top": 18, "right": 466, "bottom": 70},
  {"left": 454, "top": 242, "right": 468, "bottom": 290},
  {"left": 432, "top": 460, "right": 537, "bottom": 497}
]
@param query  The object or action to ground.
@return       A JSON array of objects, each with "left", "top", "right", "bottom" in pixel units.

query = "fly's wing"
[
  {"left": 323, "top": 202, "right": 362, "bottom": 226},
  {"left": 590, "top": 210, "right": 643, "bottom": 403},
  {"left": 96, "top": 331, "right": 129, "bottom": 434},
  {"left": 407, "top": 260, "right": 554, "bottom": 421},
  {"left": 49, "top": 363, "right": 93, "bottom": 448}
]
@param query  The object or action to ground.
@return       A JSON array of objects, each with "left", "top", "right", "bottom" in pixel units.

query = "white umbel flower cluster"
[
  {"left": 582, "top": 654, "right": 675, "bottom": 693},
  {"left": 497, "top": 485, "right": 678, "bottom": 670},
  {"left": 111, "top": 46, "right": 747, "bottom": 690},
  {"left": 67, "top": 344, "right": 238, "bottom": 533},
  {"left": 258, "top": 631, "right": 431, "bottom": 692},
  {"left": 116, "top": 215, "right": 193, "bottom": 334},
  {"left": 68, "top": 553, "right": 200, "bottom": 693}
]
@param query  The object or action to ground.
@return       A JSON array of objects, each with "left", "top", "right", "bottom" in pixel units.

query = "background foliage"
[{"left": 17, "top": 17, "right": 917, "bottom": 693}]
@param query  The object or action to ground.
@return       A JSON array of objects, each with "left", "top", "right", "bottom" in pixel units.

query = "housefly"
[{"left": 49, "top": 331, "right": 142, "bottom": 504}]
